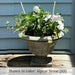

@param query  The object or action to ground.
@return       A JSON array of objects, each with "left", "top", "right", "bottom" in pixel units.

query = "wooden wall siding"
[
  {"left": 0, "top": 4, "right": 72, "bottom": 15},
  {"left": 0, "top": 15, "right": 72, "bottom": 27},
  {"left": 0, "top": 0, "right": 72, "bottom": 53},
  {"left": 0, "top": 0, "right": 72, "bottom": 3},
  {"left": 0, "top": 27, "right": 71, "bottom": 38},
  {"left": 0, "top": 39, "right": 70, "bottom": 50}
]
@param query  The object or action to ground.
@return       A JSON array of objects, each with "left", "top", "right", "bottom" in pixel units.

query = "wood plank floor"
[{"left": 0, "top": 54, "right": 74, "bottom": 67}]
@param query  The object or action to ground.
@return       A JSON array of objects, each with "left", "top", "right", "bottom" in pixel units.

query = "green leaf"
[
  {"left": 14, "top": 28, "right": 20, "bottom": 32},
  {"left": 63, "top": 27, "right": 69, "bottom": 33},
  {"left": 19, "top": 33, "right": 25, "bottom": 37},
  {"left": 56, "top": 13, "right": 60, "bottom": 15},
  {"left": 19, "top": 11, "right": 23, "bottom": 16},
  {"left": 54, "top": 31, "right": 58, "bottom": 37},
  {"left": 37, "top": 25, "right": 41, "bottom": 29},
  {"left": 13, "top": 16, "right": 17, "bottom": 20},
  {"left": 60, "top": 17, "right": 64, "bottom": 21},
  {"left": 7, "top": 26, "right": 10, "bottom": 29},
  {"left": 6, "top": 21, "right": 11, "bottom": 25},
  {"left": 15, "top": 22, "right": 20, "bottom": 27},
  {"left": 48, "top": 40, "right": 53, "bottom": 43},
  {"left": 11, "top": 27, "right": 14, "bottom": 30},
  {"left": 50, "top": 24, "right": 52, "bottom": 27},
  {"left": 39, "top": 5, "right": 41, "bottom": 9}
]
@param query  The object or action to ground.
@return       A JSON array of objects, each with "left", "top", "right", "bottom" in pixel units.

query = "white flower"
[
  {"left": 51, "top": 15, "right": 61, "bottom": 22},
  {"left": 44, "top": 15, "right": 51, "bottom": 21},
  {"left": 44, "top": 36, "right": 52, "bottom": 40},
  {"left": 33, "top": 6, "right": 40, "bottom": 13},
  {"left": 47, "top": 15, "right": 51, "bottom": 19},
  {"left": 58, "top": 31, "right": 64, "bottom": 38},
  {"left": 57, "top": 21, "right": 64, "bottom": 30},
  {"left": 44, "top": 18, "right": 48, "bottom": 22}
]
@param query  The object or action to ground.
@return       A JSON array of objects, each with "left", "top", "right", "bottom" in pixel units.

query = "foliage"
[{"left": 6, "top": 6, "right": 68, "bottom": 43}]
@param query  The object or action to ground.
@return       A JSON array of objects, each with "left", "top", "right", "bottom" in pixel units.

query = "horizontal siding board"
[
  {"left": 55, "top": 39, "right": 70, "bottom": 49},
  {"left": 52, "top": 50, "right": 71, "bottom": 54},
  {"left": 0, "top": 50, "right": 71, "bottom": 54},
  {"left": 0, "top": 27, "right": 71, "bottom": 39},
  {"left": 0, "top": 50, "right": 30, "bottom": 54},
  {"left": 0, "top": 28, "right": 19, "bottom": 38},
  {"left": 0, "top": 0, "right": 72, "bottom": 3},
  {"left": 0, "top": 38, "right": 70, "bottom": 49},
  {"left": 0, "top": 15, "right": 72, "bottom": 27},
  {"left": 0, "top": 39, "right": 27, "bottom": 49},
  {"left": 0, "top": 4, "right": 72, "bottom": 15},
  {"left": 63, "top": 16, "right": 72, "bottom": 27}
]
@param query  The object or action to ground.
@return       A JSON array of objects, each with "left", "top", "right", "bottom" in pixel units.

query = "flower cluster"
[
  {"left": 6, "top": 6, "right": 68, "bottom": 43},
  {"left": 32, "top": 6, "right": 66, "bottom": 38},
  {"left": 44, "top": 15, "right": 64, "bottom": 30}
]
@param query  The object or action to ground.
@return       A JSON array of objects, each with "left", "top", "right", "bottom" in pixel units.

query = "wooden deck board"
[{"left": 0, "top": 54, "right": 74, "bottom": 67}]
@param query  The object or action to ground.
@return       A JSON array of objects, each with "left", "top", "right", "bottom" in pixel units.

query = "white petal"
[
  {"left": 33, "top": 6, "right": 40, "bottom": 13},
  {"left": 44, "top": 18, "right": 48, "bottom": 21},
  {"left": 57, "top": 25, "right": 64, "bottom": 30},
  {"left": 58, "top": 31, "right": 64, "bottom": 38},
  {"left": 51, "top": 15, "right": 61, "bottom": 22},
  {"left": 44, "top": 15, "right": 51, "bottom": 21},
  {"left": 57, "top": 21, "right": 64, "bottom": 30},
  {"left": 47, "top": 15, "right": 51, "bottom": 19}
]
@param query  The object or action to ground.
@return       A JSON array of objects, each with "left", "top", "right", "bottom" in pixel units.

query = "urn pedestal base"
[{"left": 30, "top": 56, "right": 52, "bottom": 67}]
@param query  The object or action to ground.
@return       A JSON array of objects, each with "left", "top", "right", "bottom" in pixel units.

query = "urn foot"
[{"left": 30, "top": 56, "right": 52, "bottom": 67}]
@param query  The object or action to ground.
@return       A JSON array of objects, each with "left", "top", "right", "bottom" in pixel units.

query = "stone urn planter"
[
  {"left": 19, "top": 34, "right": 63, "bottom": 66},
  {"left": 19, "top": 35, "right": 57, "bottom": 56}
]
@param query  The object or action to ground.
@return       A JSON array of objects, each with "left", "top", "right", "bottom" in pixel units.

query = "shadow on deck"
[{"left": 0, "top": 54, "right": 75, "bottom": 67}]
